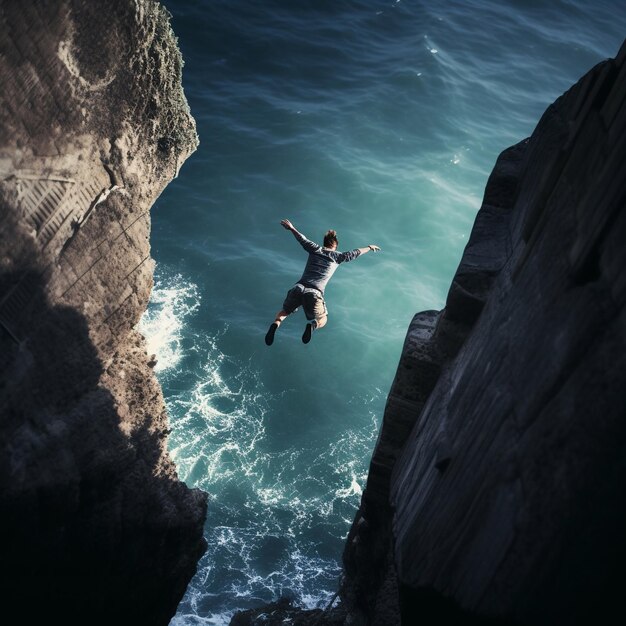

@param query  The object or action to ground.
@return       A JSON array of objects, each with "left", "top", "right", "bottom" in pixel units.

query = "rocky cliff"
[
  {"left": 2, "top": 3, "right": 624, "bottom": 625},
  {"left": 341, "top": 38, "right": 626, "bottom": 625},
  {"left": 0, "top": 2, "right": 206, "bottom": 624}
]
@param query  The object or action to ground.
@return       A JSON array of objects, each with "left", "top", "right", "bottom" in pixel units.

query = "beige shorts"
[{"left": 282, "top": 284, "right": 327, "bottom": 321}]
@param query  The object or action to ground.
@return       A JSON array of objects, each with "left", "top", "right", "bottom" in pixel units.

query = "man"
[{"left": 265, "top": 219, "right": 380, "bottom": 345}]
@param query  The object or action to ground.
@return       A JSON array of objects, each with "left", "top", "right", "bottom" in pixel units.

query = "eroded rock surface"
[{"left": 0, "top": 2, "right": 206, "bottom": 624}]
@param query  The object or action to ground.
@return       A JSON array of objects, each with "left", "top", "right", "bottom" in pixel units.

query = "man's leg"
[
  {"left": 266, "top": 285, "right": 303, "bottom": 346},
  {"left": 302, "top": 314, "right": 327, "bottom": 344},
  {"left": 274, "top": 310, "right": 289, "bottom": 325},
  {"left": 265, "top": 310, "right": 289, "bottom": 346},
  {"left": 302, "top": 292, "right": 328, "bottom": 344}
]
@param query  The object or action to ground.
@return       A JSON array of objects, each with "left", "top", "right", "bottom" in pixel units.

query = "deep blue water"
[{"left": 137, "top": 2, "right": 626, "bottom": 623}]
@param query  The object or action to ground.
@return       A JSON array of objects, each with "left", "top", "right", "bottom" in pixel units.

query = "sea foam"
[
  {"left": 139, "top": 266, "right": 380, "bottom": 618},
  {"left": 138, "top": 271, "right": 201, "bottom": 374}
]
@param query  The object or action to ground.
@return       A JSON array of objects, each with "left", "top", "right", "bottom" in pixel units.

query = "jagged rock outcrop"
[
  {"left": 0, "top": 2, "right": 206, "bottom": 624},
  {"left": 342, "top": 39, "right": 626, "bottom": 625},
  {"left": 230, "top": 598, "right": 347, "bottom": 626}
]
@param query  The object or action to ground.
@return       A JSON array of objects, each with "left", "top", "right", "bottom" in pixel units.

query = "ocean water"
[{"left": 137, "top": 1, "right": 626, "bottom": 623}]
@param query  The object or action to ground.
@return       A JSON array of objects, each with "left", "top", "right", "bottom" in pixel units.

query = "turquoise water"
[{"left": 137, "top": 1, "right": 626, "bottom": 623}]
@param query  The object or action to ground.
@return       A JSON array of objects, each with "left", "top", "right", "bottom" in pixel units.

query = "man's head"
[{"left": 323, "top": 229, "right": 338, "bottom": 250}]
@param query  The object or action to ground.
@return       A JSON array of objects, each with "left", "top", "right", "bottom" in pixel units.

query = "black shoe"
[
  {"left": 302, "top": 322, "right": 314, "bottom": 344},
  {"left": 265, "top": 323, "right": 278, "bottom": 346}
]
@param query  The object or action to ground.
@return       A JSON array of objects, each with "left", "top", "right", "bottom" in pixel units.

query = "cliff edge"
[
  {"left": 0, "top": 2, "right": 206, "bottom": 624},
  {"left": 342, "top": 38, "right": 626, "bottom": 625}
]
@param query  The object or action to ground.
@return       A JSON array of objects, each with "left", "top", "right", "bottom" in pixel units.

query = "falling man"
[{"left": 265, "top": 219, "right": 381, "bottom": 345}]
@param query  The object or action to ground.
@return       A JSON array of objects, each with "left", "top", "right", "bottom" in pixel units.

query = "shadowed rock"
[
  {"left": 0, "top": 2, "right": 206, "bottom": 624},
  {"left": 340, "top": 38, "right": 626, "bottom": 626}
]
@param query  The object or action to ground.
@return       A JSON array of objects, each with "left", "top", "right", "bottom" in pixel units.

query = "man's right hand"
[{"left": 280, "top": 219, "right": 294, "bottom": 231}]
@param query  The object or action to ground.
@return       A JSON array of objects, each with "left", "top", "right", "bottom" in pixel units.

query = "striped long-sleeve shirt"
[{"left": 293, "top": 231, "right": 361, "bottom": 294}]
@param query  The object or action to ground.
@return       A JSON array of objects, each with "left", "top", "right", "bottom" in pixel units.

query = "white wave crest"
[{"left": 138, "top": 271, "right": 201, "bottom": 374}]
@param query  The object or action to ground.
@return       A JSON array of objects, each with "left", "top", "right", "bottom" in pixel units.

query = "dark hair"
[{"left": 323, "top": 229, "right": 338, "bottom": 248}]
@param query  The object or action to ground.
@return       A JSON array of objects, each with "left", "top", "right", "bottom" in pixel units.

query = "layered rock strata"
[
  {"left": 342, "top": 39, "right": 626, "bottom": 625},
  {"left": 0, "top": 2, "right": 206, "bottom": 624}
]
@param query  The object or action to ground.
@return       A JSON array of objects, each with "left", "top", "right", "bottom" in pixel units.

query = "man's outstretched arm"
[
  {"left": 358, "top": 245, "right": 381, "bottom": 254},
  {"left": 280, "top": 219, "right": 320, "bottom": 253},
  {"left": 337, "top": 244, "right": 381, "bottom": 263},
  {"left": 280, "top": 219, "right": 301, "bottom": 237}
]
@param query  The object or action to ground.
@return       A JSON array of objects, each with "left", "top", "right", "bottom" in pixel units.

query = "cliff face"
[
  {"left": 0, "top": 2, "right": 206, "bottom": 624},
  {"left": 343, "top": 40, "right": 626, "bottom": 625}
]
